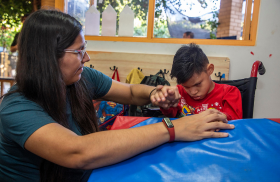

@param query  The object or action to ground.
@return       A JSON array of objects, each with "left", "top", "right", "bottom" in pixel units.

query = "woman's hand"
[
  {"left": 172, "top": 109, "right": 233, "bottom": 141},
  {"left": 150, "top": 85, "right": 181, "bottom": 109}
]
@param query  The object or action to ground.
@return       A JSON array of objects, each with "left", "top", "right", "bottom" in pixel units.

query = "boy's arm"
[{"left": 222, "top": 86, "right": 243, "bottom": 120}]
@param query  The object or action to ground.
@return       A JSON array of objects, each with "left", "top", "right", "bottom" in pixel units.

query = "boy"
[{"left": 160, "top": 43, "right": 242, "bottom": 120}]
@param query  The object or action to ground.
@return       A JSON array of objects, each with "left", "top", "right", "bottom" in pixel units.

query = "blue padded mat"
[{"left": 88, "top": 118, "right": 280, "bottom": 182}]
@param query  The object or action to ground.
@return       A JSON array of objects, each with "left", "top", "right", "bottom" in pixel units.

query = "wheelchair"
[{"left": 214, "top": 61, "right": 265, "bottom": 118}]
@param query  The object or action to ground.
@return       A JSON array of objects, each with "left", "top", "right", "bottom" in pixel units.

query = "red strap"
[
  {"left": 167, "top": 127, "right": 175, "bottom": 142},
  {"left": 162, "top": 119, "right": 175, "bottom": 142},
  {"left": 112, "top": 69, "right": 116, "bottom": 79},
  {"left": 115, "top": 69, "right": 120, "bottom": 82},
  {"left": 112, "top": 69, "right": 120, "bottom": 82}
]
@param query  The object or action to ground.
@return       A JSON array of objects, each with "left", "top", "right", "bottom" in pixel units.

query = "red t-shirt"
[{"left": 160, "top": 83, "right": 243, "bottom": 120}]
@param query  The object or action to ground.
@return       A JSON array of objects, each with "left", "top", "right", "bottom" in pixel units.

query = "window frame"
[{"left": 55, "top": 0, "right": 260, "bottom": 46}]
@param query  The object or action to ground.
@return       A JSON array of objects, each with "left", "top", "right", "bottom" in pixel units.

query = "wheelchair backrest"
[{"left": 214, "top": 77, "right": 257, "bottom": 118}]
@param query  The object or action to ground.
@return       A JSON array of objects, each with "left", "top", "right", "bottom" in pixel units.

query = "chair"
[{"left": 214, "top": 61, "right": 266, "bottom": 118}]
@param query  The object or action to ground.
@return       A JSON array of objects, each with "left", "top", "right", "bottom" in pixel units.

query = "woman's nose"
[{"left": 82, "top": 52, "right": 90, "bottom": 63}]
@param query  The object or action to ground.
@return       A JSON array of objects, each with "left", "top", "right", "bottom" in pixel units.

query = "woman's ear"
[{"left": 207, "top": 64, "right": 214, "bottom": 75}]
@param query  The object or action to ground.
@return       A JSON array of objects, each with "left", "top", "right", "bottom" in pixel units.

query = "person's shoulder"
[
  {"left": 177, "top": 84, "right": 184, "bottom": 90},
  {"left": 82, "top": 66, "right": 103, "bottom": 78},
  {"left": 81, "top": 67, "right": 112, "bottom": 97},
  {"left": 82, "top": 66, "right": 112, "bottom": 84},
  {"left": 0, "top": 86, "right": 41, "bottom": 112},
  {"left": 176, "top": 85, "right": 187, "bottom": 94},
  {"left": 215, "top": 82, "right": 239, "bottom": 93},
  {"left": 82, "top": 66, "right": 95, "bottom": 74}
]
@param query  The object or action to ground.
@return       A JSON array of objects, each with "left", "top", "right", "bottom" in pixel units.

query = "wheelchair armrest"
[{"left": 251, "top": 61, "right": 266, "bottom": 77}]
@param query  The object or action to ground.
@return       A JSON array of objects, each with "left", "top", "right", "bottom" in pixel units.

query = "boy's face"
[{"left": 181, "top": 64, "right": 215, "bottom": 100}]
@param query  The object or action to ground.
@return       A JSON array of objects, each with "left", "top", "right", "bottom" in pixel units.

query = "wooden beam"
[
  {"left": 147, "top": 0, "right": 156, "bottom": 39},
  {"left": 55, "top": 0, "right": 64, "bottom": 12},
  {"left": 242, "top": 0, "right": 252, "bottom": 40},
  {"left": 41, "top": 0, "right": 55, "bottom": 9},
  {"left": 250, "top": 0, "right": 260, "bottom": 45},
  {"left": 85, "top": 35, "right": 255, "bottom": 46}
]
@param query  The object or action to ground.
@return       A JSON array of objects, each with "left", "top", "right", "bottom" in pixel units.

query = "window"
[
  {"left": 66, "top": 0, "right": 89, "bottom": 29},
  {"left": 55, "top": 0, "right": 260, "bottom": 46}
]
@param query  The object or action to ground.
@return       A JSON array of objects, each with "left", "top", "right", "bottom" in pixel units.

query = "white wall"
[{"left": 87, "top": 0, "right": 280, "bottom": 118}]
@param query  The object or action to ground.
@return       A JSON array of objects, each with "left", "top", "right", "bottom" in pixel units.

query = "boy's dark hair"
[{"left": 170, "top": 43, "right": 209, "bottom": 84}]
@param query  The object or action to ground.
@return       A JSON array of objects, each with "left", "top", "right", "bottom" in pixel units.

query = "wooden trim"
[
  {"left": 1, "top": 82, "right": 3, "bottom": 97},
  {"left": 147, "top": 0, "right": 156, "bottom": 39},
  {"left": 250, "top": 0, "right": 260, "bottom": 45},
  {"left": 85, "top": 35, "right": 255, "bottom": 46},
  {"left": 55, "top": 0, "right": 64, "bottom": 11},
  {"left": 242, "top": 0, "right": 252, "bottom": 40},
  {"left": 57, "top": 0, "right": 260, "bottom": 46}
]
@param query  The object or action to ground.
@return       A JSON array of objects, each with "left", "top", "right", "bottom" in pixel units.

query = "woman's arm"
[
  {"left": 24, "top": 109, "right": 234, "bottom": 170},
  {"left": 101, "top": 80, "right": 156, "bottom": 105},
  {"left": 102, "top": 80, "right": 180, "bottom": 107}
]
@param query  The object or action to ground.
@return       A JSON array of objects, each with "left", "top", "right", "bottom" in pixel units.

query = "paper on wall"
[
  {"left": 118, "top": 5, "right": 134, "bottom": 37},
  {"left": 101, "top": 4, "right": 117, "bottom": 36},
  {"left": 85, "top": 6, "right": 100, "bottom": 36}
]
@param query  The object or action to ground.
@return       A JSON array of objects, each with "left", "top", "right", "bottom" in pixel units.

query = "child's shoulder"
[
  {"left": 177, "top": 84, "right": 183, "bottom": 89},
  {"left": 177, "top": 85, "right": 186, "bottom": 92},
  {"left": 215, "top": 82, "right": 239, "bottom": 92}
]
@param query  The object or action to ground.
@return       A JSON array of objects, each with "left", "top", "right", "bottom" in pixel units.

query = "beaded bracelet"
[{"left": 149, "top": 88, "right": 157, "bottom": 99}]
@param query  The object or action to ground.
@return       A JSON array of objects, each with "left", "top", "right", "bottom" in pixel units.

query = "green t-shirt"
[{"left": 0, "top": 67, "right": 112, "bottom": 181}]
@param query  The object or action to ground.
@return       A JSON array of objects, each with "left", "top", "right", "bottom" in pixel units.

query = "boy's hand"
[{"left": 150, "top": 85, "right": 181, "bottom": 109}]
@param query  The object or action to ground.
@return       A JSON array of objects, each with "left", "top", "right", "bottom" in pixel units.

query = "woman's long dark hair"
[{"left": 13, "top": 9, "right": 98, "bottom": 181}]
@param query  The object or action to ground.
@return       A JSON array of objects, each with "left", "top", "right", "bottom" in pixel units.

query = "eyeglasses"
[{"left": 64, "top": 41, "right": 87, "bottom": 61}]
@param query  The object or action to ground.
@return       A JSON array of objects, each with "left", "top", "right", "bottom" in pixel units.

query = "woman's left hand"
[{"left": 150, "top": 85, "right": 181, "bottom": 109}]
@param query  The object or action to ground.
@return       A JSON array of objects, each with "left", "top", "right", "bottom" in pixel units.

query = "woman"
[{"left": 0, "top": 10, "right": 234, "bottom": 182}]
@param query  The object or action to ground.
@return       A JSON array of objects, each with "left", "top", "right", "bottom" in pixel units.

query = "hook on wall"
[
  {"left": 215, "top": 72, "right": 226, "bottom": 81},
  {"left": 163, "top": 69, "right": 169, "bottom": 74},
  {"left": 90, "top": 64, "right": 94, "bottom": 69},
  {"left": 110, "top": 66, "right": 118, "bottom": 71},
  {"left": 138, "top": 67, "right": 142, "bottom": 72},
  {"left": 159, "top": 69, "right": 169, "bottom": 74}
]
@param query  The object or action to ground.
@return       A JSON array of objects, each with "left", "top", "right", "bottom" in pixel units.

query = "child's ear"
[{"left": 207, "top": 64, "right": 214, "bottom": 75}]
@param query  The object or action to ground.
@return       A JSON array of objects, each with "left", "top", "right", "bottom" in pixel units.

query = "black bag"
[
  {"left": 140, "top": 70, "right": 170, "bottom": 86},
  {"left": 130, "top": 70, "right": 170, "bottom": 117}
]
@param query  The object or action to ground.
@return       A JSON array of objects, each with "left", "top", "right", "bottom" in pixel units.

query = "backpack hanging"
[
  {"left": 129, "top": 70, "right": 170, "bottom": 117},
  {"left": 94, "top": 68, "right": 127, "bottom": 130},
  {"left": 140, "top": 70, "right": 170, "bottom": 86}
]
